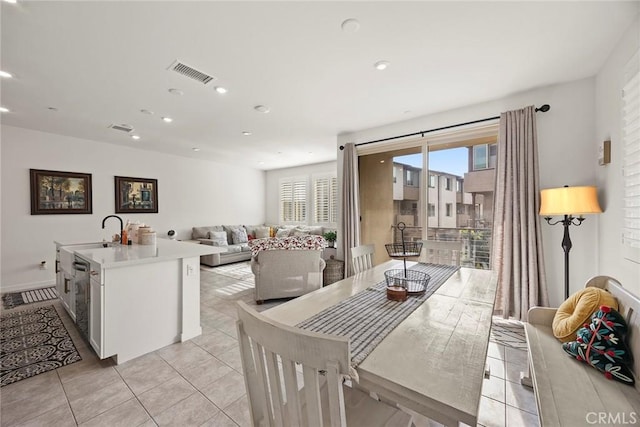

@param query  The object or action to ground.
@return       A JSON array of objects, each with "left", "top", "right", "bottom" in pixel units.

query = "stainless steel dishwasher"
[{"left": 73, "top": 256, "right": 90, "bottom": 341}]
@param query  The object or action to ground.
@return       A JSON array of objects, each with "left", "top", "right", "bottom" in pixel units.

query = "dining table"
[{"left": 262, "top": 259, "right": 499, "bottom": 427}]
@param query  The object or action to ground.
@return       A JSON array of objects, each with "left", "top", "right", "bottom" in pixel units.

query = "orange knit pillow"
[{"left": 552, "top": 287, "right": 618, "bottom": 342}]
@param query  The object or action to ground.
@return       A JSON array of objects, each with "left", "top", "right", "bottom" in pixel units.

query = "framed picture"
[
  {"left": 115, "top": 176, "right": 158, "bottom": 213},
  {"left": 30, "top": 169, "right": 93, "bottom": 215}
]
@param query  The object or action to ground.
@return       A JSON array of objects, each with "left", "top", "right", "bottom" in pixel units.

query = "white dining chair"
[
  {"left": 350, "top": 244, "right": 375, "bottom": 274},
  {"left": 420, "top": 240, "right": 462, "bottom": 267},
  {"left": 236, "top": 301, "right": 410, "bottom": 427}
]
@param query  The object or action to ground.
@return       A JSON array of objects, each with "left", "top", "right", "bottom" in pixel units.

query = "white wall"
[
  {"left": 595, "top": 16, "right": 640, "bottom": 297},
  {"left": 265, "top": 161, "right": 337, "bottom": 225},
  {"left": 1, "top": 125, "right": 265, "bottom": 291},
  {"left": 339, "top": 77, "right": 598, "bottom": 307}
]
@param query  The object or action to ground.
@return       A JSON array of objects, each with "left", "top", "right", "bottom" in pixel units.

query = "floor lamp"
[{"left": 539, "top": 186, "right": 602, "bottom": 300}]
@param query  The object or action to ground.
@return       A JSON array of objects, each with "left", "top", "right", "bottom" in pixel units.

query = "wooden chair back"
[
  {"left": 236, "top": 301, "right": 351, "bottom": 427},
  {"left": 420, "top": 240, "right": 462, "bottom": 266},
  {"left": 350, "top": 244, "right": 375, "bottom": 274}
]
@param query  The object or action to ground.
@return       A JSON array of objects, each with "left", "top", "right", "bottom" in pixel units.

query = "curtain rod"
[{"left": 338, "top": 104, "right": 550, "bottom": 151}]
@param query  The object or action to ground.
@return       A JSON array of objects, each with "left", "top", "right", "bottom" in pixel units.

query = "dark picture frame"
[
  {"left": 115, "top": 176, "right": 158, "bottom": 213},
  {"left": 30, "top": 169, "right": 93, "bottom": 215}
]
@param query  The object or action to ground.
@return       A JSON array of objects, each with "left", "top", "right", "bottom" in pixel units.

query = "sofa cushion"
[
  {"left": 192, "top": 225, "right": 223, "bottom": 240},
  {"left": 293, "top": 226, "right": 324, "bottom": 236},
  {"left": 276, "top": 228, "right": 292, "bottom": 238},
  {"left": 225, "top": 244, "right": 243, "bottom": 254},
  {"left": 232, "top": 228, "right": 249, "bottom": 244},
  {"left": 208, "top": 231, "right": 229, "bottom": 246}
]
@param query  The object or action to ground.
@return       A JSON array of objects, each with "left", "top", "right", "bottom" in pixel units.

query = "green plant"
[{"left": 323, "top": 231, "right": 337, "bottom": 242}]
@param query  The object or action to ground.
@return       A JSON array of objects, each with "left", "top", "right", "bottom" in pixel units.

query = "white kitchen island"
[{"left": 56, "top": 239, "right": 218, "bottom": 364}]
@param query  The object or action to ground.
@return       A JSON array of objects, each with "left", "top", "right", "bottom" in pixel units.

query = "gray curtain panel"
[
  {"left": 492, "top": 106, "right": 549, "bottom": 321},
  {"left": 341, "top": 143, "right": 361, "bottom": 277}
]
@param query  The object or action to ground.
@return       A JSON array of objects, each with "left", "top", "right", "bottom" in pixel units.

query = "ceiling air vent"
[
  {"left": 108, "top": 124, "right": 134, "bottom": 133},
  {"left": 168, "top": 60, "right": 216, "bottom": 85}
]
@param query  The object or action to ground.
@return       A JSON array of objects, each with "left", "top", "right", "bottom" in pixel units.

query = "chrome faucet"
[{"left": 102, "top": 215, "right": 123, "bottom": 243}]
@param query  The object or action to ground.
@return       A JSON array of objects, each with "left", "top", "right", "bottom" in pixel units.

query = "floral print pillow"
[
  {"left": 562, "top": 305, "right": 635, "bottom": 385},
  {"left": 248, "top": 235, "right": 327, "bottom": 257}
]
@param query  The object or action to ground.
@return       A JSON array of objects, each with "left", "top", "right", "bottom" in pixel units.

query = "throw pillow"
[
  {"left": 552, "top": 287, "right": 618, "bottom": 342},
  {"left": 255, "top": 226, "right": 270, "bottom": 239},
  {"left": 276, "top": 228, "right": 292, "bottom": 238},
  {"left": 208, "top": 231, "right": 228, "bottom": 246},
  {"left": 192, "top": 226, "right": 222, "bottom": 240},
  {"left": 562, "top": 306, "right": 635, "bottom": 385},
  {"left": 232, "top": 228, "right": 249, "bottom": 244}
]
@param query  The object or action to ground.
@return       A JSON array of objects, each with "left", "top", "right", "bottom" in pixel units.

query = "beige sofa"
[{"left": 251, "top": 249, "right": 326, "bottom": 304}]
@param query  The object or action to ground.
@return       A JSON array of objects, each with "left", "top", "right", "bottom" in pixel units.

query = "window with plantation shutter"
[
  {"left": 623, "top": 51, "right": 640, "bottom": 263},
  {"left": 313, "top": 174, "right": 337, "bottom": 225},
  {"left": 279, "top": 177, "right": 307, "bottom": 223}
]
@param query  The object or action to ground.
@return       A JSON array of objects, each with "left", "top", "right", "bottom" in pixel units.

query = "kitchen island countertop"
[{"left": 67, "top": 239, "right": 218, "bottom": 268}]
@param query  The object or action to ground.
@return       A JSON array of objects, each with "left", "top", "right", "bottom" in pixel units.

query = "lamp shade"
[{"left": 539, "top": 186, "right": 603, "bottom": 216}]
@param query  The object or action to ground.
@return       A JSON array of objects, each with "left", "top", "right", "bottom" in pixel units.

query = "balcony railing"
[{"left": 391, "top": 225, "right": 492, "bottom": 270}]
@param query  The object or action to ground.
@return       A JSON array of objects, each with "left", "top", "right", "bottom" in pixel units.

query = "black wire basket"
[
  {"left": 384, "top": 269, "right": 431, "bottom": 295},
  {"left": 385, "top": 241, "right": 423, "bottom": 258}
]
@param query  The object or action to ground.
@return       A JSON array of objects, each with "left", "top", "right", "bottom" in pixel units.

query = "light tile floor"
[{"left": 1, "top": 267, "right": 539, "bottom": 426}]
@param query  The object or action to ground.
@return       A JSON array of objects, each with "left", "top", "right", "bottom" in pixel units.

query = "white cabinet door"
[{"left": 89, "top": 277, "right": 104, "bottom": 358}]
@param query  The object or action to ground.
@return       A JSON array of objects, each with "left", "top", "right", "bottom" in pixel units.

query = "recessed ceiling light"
[
  {"left": 374, "top": 60, "right": 390, "bottom": 70},
  {"left": 192, "top": 147, "right": 201, "bottom": 152},
  {"left": 215, "top": 86, "right": 227, "bottom": 94},
  {"left": 254, "top": 105, "right": 270, "bottom": 114},
  {"left": 341, "top": 18, "right": 360, "bottom": 33},
  {"left": 0, "top": 70, "right": 13, "bottom": 78},
  {"left": 242, "top": 131, "right": 252, "bottom": 136},
  {"left": 168, "top": 88, "right": 184, "bottom": 96},
  {"left": 380, "top": 160, "right": 385, "bottom": 163},
  {"left": 162, "top": 117, "right": 173, "bottom": 123},
  {"left": 47, "top": 107, "right": 58, "bottom": 112},
  {"left": 140, "top": 109, "right": 154, "bottom": 115},
  {"left": 308, "top": 152, "right": 314, "bottom": 155},
  {"left": 0, "top": 107, "right": 9, "bottom": 113},
  {"left": 259, "top": 161, "right": 265, "bottom": 165},
  {"left": 131, "top": 135, "right": 141, "bottom": 140}
]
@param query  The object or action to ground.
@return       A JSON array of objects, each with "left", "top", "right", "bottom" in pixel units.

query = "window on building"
[
  {"left": 473, "top": 145, "right": 488, "bottom": 170},
  {"left": 427, "top": 203, "right": 435, "bottom": 217},
  {"left": 473, "top": 143, "right": 498, "bottom": 170},
  {"left": 280, "top": 177, "right": 307, "bottom": 223},
  {"left": 428, "top": 174, "right": 436, "bottom": 188},
  {"left": 406, "top": 169, "right": 414, "bottom": 186},
  {"left": 393, "top": 168, "right": 397, "bottom": 184},
  {"left": 313, "top": 174, "right": 337, "bottom": 224},
  {"left": 445, "top": 177, "right": 452, "bottom": 191},
  {"left": 445, "top": 203, "right": 453, "bottom": 217},
  {"left": 456, "top": 180, "right": 462, "bottom": 192}
]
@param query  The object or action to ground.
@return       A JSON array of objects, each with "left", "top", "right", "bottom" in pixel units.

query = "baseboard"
[{"left": 1, "top": 280, "right": 56, "bottom": 293}]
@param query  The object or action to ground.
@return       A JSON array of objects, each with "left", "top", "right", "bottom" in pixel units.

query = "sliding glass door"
[{"left": 358, "top": 134, "right": 497, "bottom": 269}]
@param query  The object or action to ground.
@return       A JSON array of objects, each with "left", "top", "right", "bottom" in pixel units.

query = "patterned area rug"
[
  {"left": 490, "top": 316, "right": 527, "bottom": 350},
  {"left": 2, "top": 287, "right": 58, "bottom": 309},
  {"left": 0, "top": 305, "right": 81, "bottom": 387}
]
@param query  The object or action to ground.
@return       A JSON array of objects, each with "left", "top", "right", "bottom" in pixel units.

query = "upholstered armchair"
[{"left": 249, "top": 236, "right": 327, "bottom": 304}]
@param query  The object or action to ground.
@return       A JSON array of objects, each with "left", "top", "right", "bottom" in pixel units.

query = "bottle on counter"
[{"left": 121, "top": 228, "right": 128, "bottom": 245}]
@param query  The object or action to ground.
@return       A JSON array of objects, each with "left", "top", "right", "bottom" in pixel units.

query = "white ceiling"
[{"left": 1, "top": 1, "right": 638, "bottom": 170}]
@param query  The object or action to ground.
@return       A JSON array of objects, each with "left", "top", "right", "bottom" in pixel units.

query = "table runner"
[{"left": 297, "top": 263, "right": 459, "bottom": 367}]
